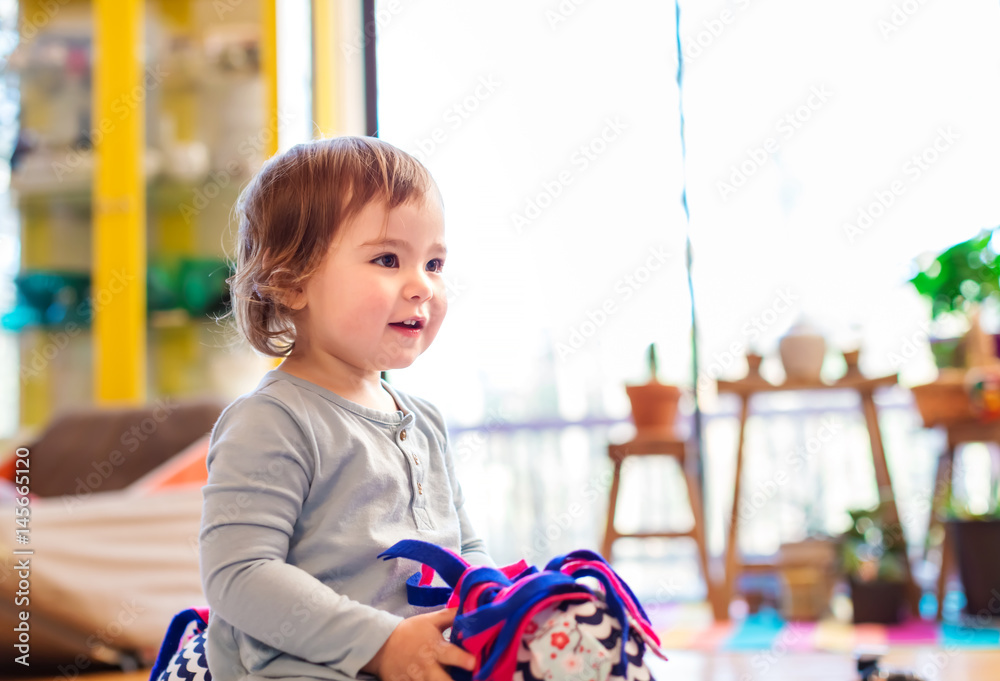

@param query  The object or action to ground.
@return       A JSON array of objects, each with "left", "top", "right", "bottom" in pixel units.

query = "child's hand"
[{"left": 363, "top": 608, "right": 475, "bottom": 681}]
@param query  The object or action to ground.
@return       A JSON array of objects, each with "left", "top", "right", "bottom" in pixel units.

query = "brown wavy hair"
[{"left": 226, "top": 136, "right": 435, "bottom": 357}]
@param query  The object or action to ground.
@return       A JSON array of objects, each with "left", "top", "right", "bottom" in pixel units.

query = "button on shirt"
[{"left": 200, "top": 370, "right": 492, "bottom": 681}]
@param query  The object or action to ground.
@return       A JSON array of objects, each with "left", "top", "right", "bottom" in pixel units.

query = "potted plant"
[
  {"left": 943, "top": 480, "right": 1000, "bottom": 617},
  {"left": 909, "top": 229, "right": 1000, "bottom": 369},
  {"left": 625, "top": 343, "right": 681, "bottom": 438},
  {"left": 838, "top": 504, "right": 909, "bottom": 623},
  {"left": 909, "top": 230, "right": 1000, "bottom": 427},
  {"left": 777, "top": 536, "right": 838, "bottom": 621}
]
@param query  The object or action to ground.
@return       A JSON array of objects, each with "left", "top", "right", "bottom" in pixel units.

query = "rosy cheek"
[{"left": 352, "top": 281, "right": 391, "bottom": 309}]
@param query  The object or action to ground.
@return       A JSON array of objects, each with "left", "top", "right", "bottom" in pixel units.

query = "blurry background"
[{"left": 2, "top": 0, "right": 999, "bottom": 604}]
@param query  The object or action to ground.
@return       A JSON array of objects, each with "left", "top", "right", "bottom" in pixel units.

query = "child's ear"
[{"left": 282, "top": 286, "right": 307, "bottom": 311}]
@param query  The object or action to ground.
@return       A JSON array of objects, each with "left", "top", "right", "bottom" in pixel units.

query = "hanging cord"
[{"left": 673, "top": 2, "right": 705, "bottom": 487}]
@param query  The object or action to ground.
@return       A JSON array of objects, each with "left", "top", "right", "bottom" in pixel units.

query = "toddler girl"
[{"left": 200, "top": 136, "right": 491, "bottom": 681}]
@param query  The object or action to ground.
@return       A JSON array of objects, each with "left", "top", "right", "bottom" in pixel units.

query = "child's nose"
[{"left": 403, "top": 269, "right": 434, "bottom": 300}]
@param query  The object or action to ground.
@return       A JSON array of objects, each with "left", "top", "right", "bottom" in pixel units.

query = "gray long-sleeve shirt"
[{"left": 200, "top": 369, "right": 491, "bottom": 681}]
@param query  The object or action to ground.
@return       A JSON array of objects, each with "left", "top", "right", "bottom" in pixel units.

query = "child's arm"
[{"left": 200, "top": 396, "right": 401, "bottom": 678}]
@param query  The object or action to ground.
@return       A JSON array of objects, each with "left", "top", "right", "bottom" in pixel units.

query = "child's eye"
[
  {"left": 373, "top": 254, "right": 398, "bottom": 268},
  {"left": 426, "top": 259, "right": 445, "bottom": 273}
]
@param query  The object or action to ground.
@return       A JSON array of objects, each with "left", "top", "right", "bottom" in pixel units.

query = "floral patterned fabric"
[{"left": 516, "top": 600, "right": 653, "bottom": 681}]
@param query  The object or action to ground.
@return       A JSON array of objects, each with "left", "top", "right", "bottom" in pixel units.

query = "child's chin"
[{"left": 383, "top": 357, "right": 418, "bottom": 371}]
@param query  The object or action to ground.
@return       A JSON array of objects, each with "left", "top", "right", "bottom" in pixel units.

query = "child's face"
[{"left": 288, "top": 192, "right": 448, "bottom": 375}]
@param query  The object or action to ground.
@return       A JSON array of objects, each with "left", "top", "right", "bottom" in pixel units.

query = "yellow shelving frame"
[
  {"left": 92, "top": 0, "right": 146, "bottom": 404},
  {"left": 261, "top": 0, "right": 279, "bottom": 158}
]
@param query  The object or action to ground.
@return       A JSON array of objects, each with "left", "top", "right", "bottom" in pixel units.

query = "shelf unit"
[
  {"left": 9, "top": 0, "right": 370, "bottom": 427},
  {"left": 9, "top": 0, "right": 280, "bottom": 426}
]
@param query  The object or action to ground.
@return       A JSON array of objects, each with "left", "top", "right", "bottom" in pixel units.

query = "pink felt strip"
[
  {"left": 500, "top": 559, "right": 530, "bottom": 579},
  {"left": 629, "top": 614, "right": 669, "bottom": 660},
  {"left": 460, "top": 621, "right": 505, "bottom": 658},
  {"left": 558, "top": 559, "right": 660, "bottom": 644},
  {"left": 448, "top": 583, "right": 463, "bottom": 609},
  {"left": 419, "top": 563, "right": 436, "bottom": 587}
]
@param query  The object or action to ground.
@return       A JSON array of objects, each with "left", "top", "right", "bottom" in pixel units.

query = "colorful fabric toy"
[
  {"left": 379, "top": 540, "right": 667, "bottom": 681},
  {"left": 148, "top": 607, "right": 210, "bottom": 681},
  {"left": 148, "top": 545, "right": 667, "bottom": 681}
]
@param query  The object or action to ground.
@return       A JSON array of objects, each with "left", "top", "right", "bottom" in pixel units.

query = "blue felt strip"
[
  {"left": 405, "top": 571, "right": 454, "bottom": 607},
  {"left": 378, "top": 539, "right": 468, "bottom": 586}
]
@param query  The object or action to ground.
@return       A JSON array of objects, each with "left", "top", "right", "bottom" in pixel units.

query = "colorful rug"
[{"left": 647, "top": 603, "right": 1000, "bottom": 652}]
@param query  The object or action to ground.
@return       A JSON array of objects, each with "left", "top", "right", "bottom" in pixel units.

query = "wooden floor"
[{"left": 11, "top": 649, "right": 1000, "bottom": 681}]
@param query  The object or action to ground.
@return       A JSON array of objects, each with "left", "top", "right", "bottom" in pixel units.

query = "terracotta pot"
[
  {"left": 911, "top": 370, "right": 978, "bottom": 427},
  {"left": 625, "top": 381, "right": 681, "bottom": 437}
]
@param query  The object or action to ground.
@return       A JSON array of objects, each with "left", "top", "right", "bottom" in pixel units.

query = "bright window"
[{"left": 376, "top": 1, "right": 1000, "bottom": 578}]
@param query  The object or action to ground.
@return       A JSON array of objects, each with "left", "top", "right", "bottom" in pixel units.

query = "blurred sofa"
[{"left": 0, "top": 399, "right": 224, "bottom": 674}]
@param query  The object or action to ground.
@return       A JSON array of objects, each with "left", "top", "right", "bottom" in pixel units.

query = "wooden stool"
[{"left": 601, "top": 436, "right": 720, "bottom": 618}]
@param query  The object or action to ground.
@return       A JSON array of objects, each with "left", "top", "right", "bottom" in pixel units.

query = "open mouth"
[{"left": 390, "top": 319, "right": 425, "bottom": 330}]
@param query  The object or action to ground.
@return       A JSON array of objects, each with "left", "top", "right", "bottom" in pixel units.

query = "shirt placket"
[{"left": 394, "top": 413, "right": 432, "bottom": 530}]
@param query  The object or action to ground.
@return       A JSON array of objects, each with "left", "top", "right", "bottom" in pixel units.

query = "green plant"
[
  {"left": 646, "top": 343, "right": 659, "bottom": 382},
  {"left": 838, "top": 503, "right": 908, "bottom": 583},
  {"left": 909, "top": 229, "right": 1000, "bottom": 323},
  {"left": 941, "top": 478, "right": 1000, "bottom": 522}
]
